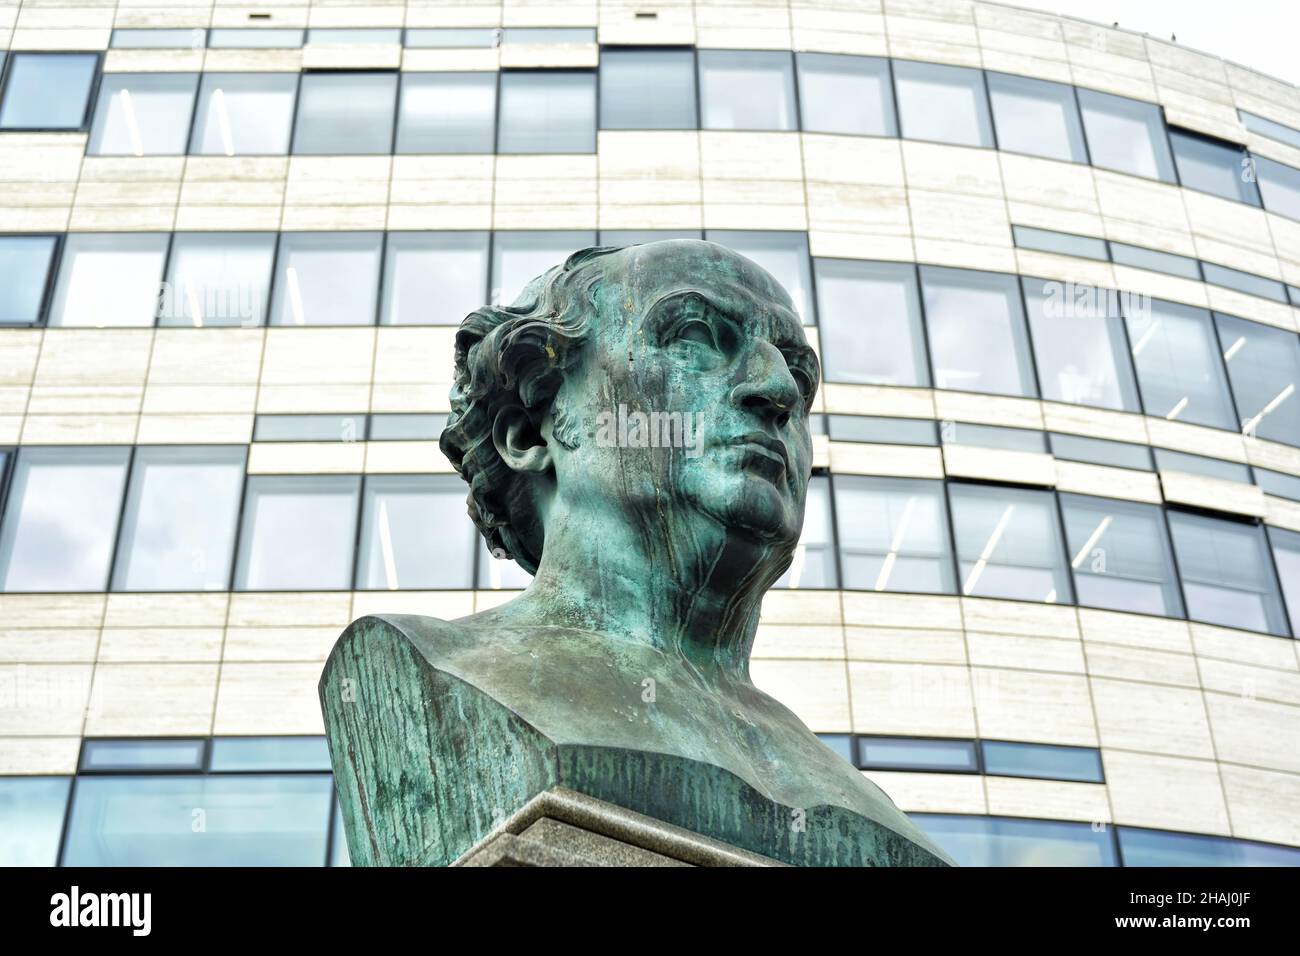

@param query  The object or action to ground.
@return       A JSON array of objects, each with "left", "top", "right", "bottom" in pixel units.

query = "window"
[
  {"left": 828, "top": 415, "right": 937, "bottom": 445},
  {"left": 0, "top": 235, "right": 58, "bottom": 324},
  {"left": 698, "top": 50, "right": 797, "bottom": 131},
  {"left": 404, "top": 29, "right": 499, "bottom": 49},
  {"left": 1108, "top": 241, "right": 1202, "bottom": 279},
  {"left": 1240, "top": 109, "right": 1300, "bottom": 149},
  {"left": 599, "top": 48, "right": 697, "bottom": 130},
  {"left": 1215, "top": 313, "right": 1300, "bottom": 443},
  {"left": 88, "top": 73, "right": 199, "bottom": 155},
  {"left": 1268, "top": 527, "right": 1300, "bottom": 637},
  {"left": 396, "top": 73, "right": 496, "bottom": 153},
  {"left": 111, "top": 28, "right": 204, "bottom": 49},
  {"left": 1200, "top": 262, "right": 1288, "bottom": 303},
  {"left": 1168, "top": 129, "right": 1261, "bottom": 205},
  {"left": 942, "top": 422, "right": 1046, "bottom": 453},
  {"left": 1011, "top": 225, "right": 1108, "bottom": 261},
  {"left": 950, "top": 483, "right": 1071, "bottom": 604},
  {"left": 1257, "top": 468, "right": 1300, "bottom": 503},
  {"left": 772, "top": 475, "right": 837, "bottom": 588},
  {"left": 357, "top": 475, "right": 477, "bottom": 590},
  {"left": 1022, "top": 275, "right": 1140, "bottom": 411},
  {"left": 269, "top": 233, "right": 383, "bottom": 326},
  {"left": 858, "top": 737, "right": 977, "bottom": 772},
  {"left": 477, "top": 546, "right": 534, "bottom": 590},
  {"left": 501, "top": 28, "right": 595, "bottom": 44},
  {"left": 981, "top": 741, "right": 1104, "bottom": 783},
  {"left": 1255, "top": 154, "right": 1300, "bottom": 221},
  {"left": 0, "top": 777, "right": 70, "bottom": 865},
  {"left": 922, "top": 266, "right": 1035, "bottom": 397},
  {"left": 795, "top": 53, "right": 895, "bottom": 136},
  {"left": 1118, "top": 827, "right": 1300, "bottom": 866},
  {"left": 816, "top": 259, "right": 928, "bottom": 386},
  {"left": 253, "top": 414, "right": 365, "bottom": 442},
  {"left": 0, "top": 447, "right": 130, "bottom": 592},
  {"left": 1126, "top": 298, "right": 1236, "bottom": 429},
  {"left": 381, "top": 231, "right": 489, "bottom": 325},
  {"left": 292, "top": 72, "right": 397, "bottom": 154},
  {"left": 835, "top": 476, "right": 955, "bottom": 593},
  {"left": 892, "top": 60, "right": 993, "bottom": 148},
  {"left": 1049, "top": 433, "right": 1152, "bottom": 471},
  {"left": 490, "top": 230, "right": 595, "bottom": 306},
  {"left": 306, "top": 29, "right": 402, "bottom": 45},
  {"left": 111, "top": 446, "right": 247, "bottom": 592},
  {"left": 209, "top": 736, "right": 331, "bottom": 772},
  {"left": 162, "top": 233, "right": 276, "bottom": 328},
  {"left": 0, "top": 53, "right": 99, "bottom": 130},
  {"left": 816, "top": 733, "right": 855, "bottom": 763},
  {"left": 233, "top": 475, "right": 361, "bottom": 590},
  {"left": 208, "top": 29, "right": 305, "bottom": 49},
  {"left": 1167, "top": 511, "right": 1289, "bottom": 636},
  {"left": 914, "top": 814, "right": 1117, "bottom": 866},
  {"left": 497, "top": 71, "right": 596, "bottom": 153},
  {"left": 1152, "top": 448, "right": 1251, "bottom": 483},
  {"left": 48, "top": 233, "right": 170, "bottom": 327},
  {"left": 599, "top": 229, "right": 702, "bottom": 245},
  {"left": 81, "top": 738, "right": 206, "bottom": 772},
  {"left": 1077, "top": 88, "right": 1176, "bottom": 182},
  {"left": 368, "top": 414, "right": 446, "bottom": 440},
  {"left": 190, "top": 73, "right": 298, "bottom": 155},
  {"left": 706, "top": 230, "right": 813, "bottom": 323},
  {"left": 1060, "top": 493, "right": 1182, "bottom": 617},
  {"left": 987, "top": 72, "right": 1087, "bottom": 162}
]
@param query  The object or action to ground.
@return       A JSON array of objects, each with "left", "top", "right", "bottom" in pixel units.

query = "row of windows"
[
  {"left": 0, "top": 444, "right": 1297, "bottom": 640},
  {"left": 107, "top": 27, "right": 593, "bottom": 51},
  {"left": 817, "top": 734, "right": 1104, "bottom": 783},
  {"left": 1, "top": 47, "right": 1299, "bottom": 223}
]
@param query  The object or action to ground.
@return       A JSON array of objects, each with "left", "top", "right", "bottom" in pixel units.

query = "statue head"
[{"left": 440, "top": 239, "right": 820, "bottom": 612}]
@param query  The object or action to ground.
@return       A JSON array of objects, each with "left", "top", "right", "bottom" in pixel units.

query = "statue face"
[{"left": 547, "top": 240, "right": 819, "bottom": 552}]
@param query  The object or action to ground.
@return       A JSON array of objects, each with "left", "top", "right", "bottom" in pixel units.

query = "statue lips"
[{"left": 722, "top": 431, "right": 790, "bottom": 482}]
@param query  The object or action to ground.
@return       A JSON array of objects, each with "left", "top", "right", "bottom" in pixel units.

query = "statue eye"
[{"left": 675, "top": 319, "right": 719, "bottom": 349}]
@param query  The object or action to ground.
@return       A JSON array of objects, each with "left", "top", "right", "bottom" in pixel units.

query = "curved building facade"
[{"left": 0, "top": 0, "right": 1298, "bottom": 866}]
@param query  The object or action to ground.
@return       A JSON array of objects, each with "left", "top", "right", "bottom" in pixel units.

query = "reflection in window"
[
  {"left": 772, "top": 475, "right": 836, "bottom": 589},
  {"left": 0, "top": 53, "right": 99, "bottom": 130},
  {"left": 190, "top": 73, "right": 298, "bottom": 155},
  {"left": 1077, "top": 88, "right": 1176, "bottom": 182},
  {"left": 396, "top": 73, "right": 497, "bottom": 153},
  {"left": 292, "top": 72, "right": 397, "bottom": 154},
  {"left": 706, "top": 230, "right": 813, "bottom": 322},
  {"left": 112, "top": 446, "right": 247, "bottom": 592},
  {"left": 699, "top": 50, "right": 797, "bottom": 131},
  {"left": 88, "top": 73, "right": 199, "bottom": 155},
  {"left": 381, "top": 231, "right": 489, "bottom": 325},
  {"left": 1126, "top": 299, "right": 1236, "bottom": 429},
  {"left": 1169, "top": 129, "right": 1261, "bottom": 205},
  {"left": 490, "top": 231, "right": 595, "bottom": 306},
  {"left": 0, "top": 777, "right": 70, "bottom": 865},
  {"left": 950, "top": 483, "right": 1071, "bottom": 604},
  {"left": 1118, "top": 826, "right": 1300, "bottom": 866},
  {"left": 1267, "top": 527, "right": 1300, "bottom": 637},
  {"left": 922, "top": 266, "right": 1035, "bottom": 397},
  {"left": 796, "top": 53, "right": 895, "bottom": 136},
  {"left": 1060, "top": 493, "right": 1182, "bottom": 617},
  {"left": 892, "top": 60, "right": 993, "bottom": 148},
  {"left": 0, "top": 235, "right": 58, "bottom": 324},
  {"left": 599, "top": 49, "right": 697, "bottom": 130},
  {"left": 49, "top": 233, "right": 169, "bottom": 327},
  {"left": 1022, "top": 276, "right": 1139, "bottom": 411},
  {"left": 234, "top": 475, "right": 361, "bottom": 590},
  {"left": 1215, "top": 313, "right": 1299, "bottom": 444},
  {"left": 0, "top": 447, "right": 130, "bottom": 592},
  {"left": 859, "top": 737, "right": 977, "bottom": 772},
  {"left": 987, "top": 71, "right": 1087, "bottom": 162},
  {"left": 835, "top": 476, "right": 954, "bottom": 594},
  {"left": 981, "top": 741, "right": 1104, "bottom": 783},
  {"left": 816, "top": 259, "right": 928, "bottom": 386},
  {"left": 498, "top": 71, "right": 596, "bottom": 153},
  {"left": 1167, "top": 511, "right": 1289, "bottom": 636},
  {"left": 162, "top": 233, "right": 276, "bottom": 327},
  {"left": 357, "top": 475, "right": 477, "bottom": 590},
  {"left": 270, "top": 233, "right": 383, "bottom": 326},
  {"left": 1255, "top": 154, "right": 1300, "bottom": 221},
  {"left": 915, "top": 814, "right": 1117, "bottom": 866}
]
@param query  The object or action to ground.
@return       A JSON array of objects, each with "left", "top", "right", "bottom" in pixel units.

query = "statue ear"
[{"left": 492, "top": 404, "right": 551, "bottom": 474}]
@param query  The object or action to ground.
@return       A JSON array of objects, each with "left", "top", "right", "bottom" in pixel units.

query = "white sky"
[{"left": 1003, "top": 0, "right": 1300, "bottom": 86}]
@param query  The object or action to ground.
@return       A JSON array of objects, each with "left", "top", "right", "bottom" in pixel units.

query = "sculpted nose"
[{"left": 730, "top": 341, "right": 801, "bottom": 429}]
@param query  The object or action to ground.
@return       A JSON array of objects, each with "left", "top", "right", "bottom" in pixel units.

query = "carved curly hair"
[{"left": 438, "top": 246, "right": 626, "bottom": 575}]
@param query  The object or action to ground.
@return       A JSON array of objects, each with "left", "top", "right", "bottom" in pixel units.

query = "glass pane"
[
  {"left": 111, "top": 28, "right": 205, "bottom": 49},
  {"left": 950, "top": 483, "right": 1072, "bottom": 604},
  {"left": 357, "top": 475, "right": 477, "bottom": 589},
  {"left": 404, "top": 29, "right": 499, "bottom": 49},
  {"left": 270, "top": 232, "right": 383, "bottom": 326},
  {"left": 1267, "top": 526, "right": 1300, "bottom": 637},
  {"left": 81, "top": 738, "right": 206, "bottom": 771},
  {"left": 1109, "top": 241, "right": 1202, "bottom": 279},
  {"left": 49, "top": 233, "right": 169, "bottom": 327},
  {"left": 380, "top": 231, "right": 489, "bottom": 325},
  {"left": 1216, "top": 314, "right": 1300, "bottom": 446},
  {"left": 1169, "top": 129, "right": 1261, "bottom": 205},
  {"left": 501, "top": 28, "right": 595, "bottom": 44},
  {"left": 1200, "top": 262, "right": 1287, "bottom": 302},
  {"left": 1255, "top": 154, "right": 1300, "bottom": 221},
  {"left": 1118, "top": 826, "right": 1300, "bottom": 866},
  {"left": 0, "top": 235, "right": 57, "bottom": 324},
  {"left": 62, "top": 774, "right": 333, "bottom": 866},
  {"left": 162, "top": 232, "right": 276, "bottom": 327},
  {"left": 987, "top": 71, "right": 1086, "bottom": 162},
  {"left": 209, "top": 736, "right": 331, "bottom": 772},
  {"left": 0, "top": 777, "right": 70, "bottom": 865},
  {"left": 396, "top": 73, "right": 496, "bottom": 153},
  {"left": 1239, "top": 109, "right": 1300, "bottom": 149},
  {"left": 490, "top": 230, "right": 595, "bottom": 306},
  {"left": 922, "top": 266, "right": 1035, "bottom": 397},
  {"left": 858, "top": 737, "right": 977, "bottom": 771},
  {"left": 836, "top": 476, "right": 955, "bottom": 593},
  {"left": 1077, "top": 88, "right": 1176, "bottom": 182},
  {"left": 698, "top": 50, "right": 796, "bottom": 131},
  {"left": 1022, "top": 275, "right": 1140, "bottom": 411},
  {"left": 1012, "top": 225, "right": 1107, "bottom": 260},
  {"left": 292, "top": 72, "right": 397, "bottom": 154},
  {"left": 234, "top": 475, "right": 361, "bottom": 590},
  {"left": 1152, "top": 448, "right": 1250, "bottom": 483},
  {"left": 0, "top": 53, "right": 99, "bottom": 129},
  {"left": 942, "top": 422, "right": 1045, "bottom": 453},
  {"left": 1061, "top": 493, "right": 1182, "bottom": 616},
  {"left": 772, "top": 475, "right": 837, "bottom": 588},
  {"left": 599, "top": 229, "right": 703, "bottom": 245},
  {"left": 706, "top": 230, "right": 813, "bottom": 322},
  {"left": 498, "top": 71, "right": 595, "bottom": 153},
  {"left": 796, "top": 53, "right": 895, "bottom": 136},
  {"left": 207, "top": 29, "right": 305, "bottom": 49},
  {"left": 981, "top": 741, "right": 1104, "bottom": 782},
  {"left": 254, "top": 414, "right": 365, "bottom": 442},
  {"left": 828, "top": 415, "right": 937, "bottom": 445},
  {"left": 190, "top": 73, "right": 297, "bottom": 155},
  {"left": 1168, "top": 510, "right": 1288, "bottom": 636},
  {"left": 368, "top": 413, "right": 447, "bottom": 440},
  {"left": 916, "top": 814, "right": 1116, "bottom": 866},
  {"left": 307, "top": 28, "right": 401, "bottom": 45},
  {"left": 112, "top": 446, "right": 247, "bottom": 592},
  {"left": 1049, "top": 432, "right": 1152, "bottom": 470},
  {"left": 816, "top": 259, "right": 928, "bottom": 386},
  {"left": 599, "top": 48, "right": 697, "bottom": 130},
  {"left": 88, "top": 73, "right": 198, "bottom": 155},
  {"left": 1126, "top": 298, "right": 1236, "bottom": 429},
  {"left": 893, "top": 59, "right": 993, "bottom": 148},
  {"left": 1257, "top": 467, "right": 1300, "bottom": 502}
]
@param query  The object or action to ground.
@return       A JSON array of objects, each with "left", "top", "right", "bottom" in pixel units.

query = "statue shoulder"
[{"left": 320, "top": 612, "right": 479, "bottom": 689}]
